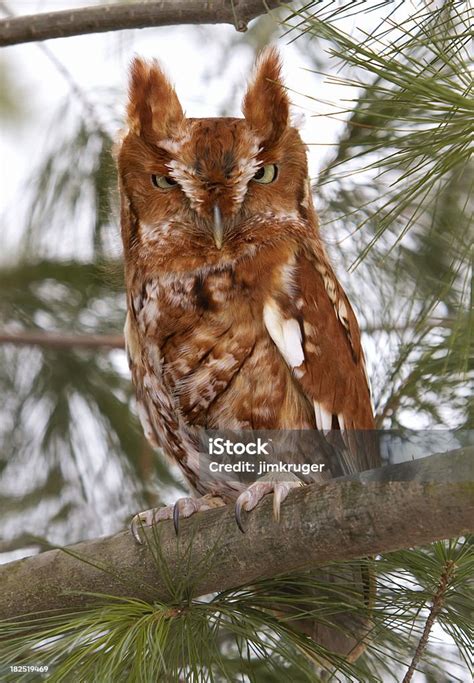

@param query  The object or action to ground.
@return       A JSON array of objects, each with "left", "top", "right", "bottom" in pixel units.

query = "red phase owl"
[{"left": 117, "top": 49, "right": 378, "bottom": 657}]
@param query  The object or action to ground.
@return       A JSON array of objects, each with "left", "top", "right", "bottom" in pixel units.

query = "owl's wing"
[{"left": 264, "top": 250, "right": 379, "bottom": 474}]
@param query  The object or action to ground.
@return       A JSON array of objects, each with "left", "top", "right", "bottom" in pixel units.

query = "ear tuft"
[
  {"left": 127, "top": 57, "right": 184, "bottom": 140},
  {"left": 242, "top": 47, "right": 290, "bottom": 146}
]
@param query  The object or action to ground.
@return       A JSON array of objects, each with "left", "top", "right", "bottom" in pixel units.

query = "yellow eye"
[
  {"left": 151, "top": 174, "right": 178, "bottom": 189},
  {"left": 253, "top": 164, "right": 278, "bottom": 184}
]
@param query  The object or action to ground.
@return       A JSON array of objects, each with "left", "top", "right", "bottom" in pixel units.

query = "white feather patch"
[
  {"left": 167, "top": 159, "right": 203, "bottom": 210},
  {"left": 314, "top": 401, "right": 332, "bottom": 432},
  {"left": 263, "top": 300, "right": 304, "bottom": 369},
  {"left": 232, "top": 141, "right": 260, "bottom": 208},
  {"left": 314, "top": 401, "right": 322, "bottom": 431},
  {"left": 323, "top": 275, "right": 337, "bottom": 303},
  {"left": 338, "top": 300, "right": 348, "bottom": 322}
]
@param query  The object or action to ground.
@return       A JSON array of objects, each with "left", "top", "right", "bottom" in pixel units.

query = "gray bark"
[
  {"left": 1, "top": 448, "right": 472, "bottom": 621},
  {"left": 0, "top": 1, "right": 287, "bottom": 48}
]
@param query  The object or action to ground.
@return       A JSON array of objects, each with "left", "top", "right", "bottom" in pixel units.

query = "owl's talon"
[
  {"left": 130, "top": 505, "right": 173, "bottom": 544},
  {"left": 130, "top": 495, "right": 226, "bottom": 544},
  {"left": 235, "top": 501, "right": 246, "bottom": 534},
  {"left": 234, "top": 474, "right": 304, "bottom": 531},
  {"left": 131, "top": 515, "right": 144, "bottom": 544},
  {"left": 272, "top": 479, "right": 303, "bottom": 522}
]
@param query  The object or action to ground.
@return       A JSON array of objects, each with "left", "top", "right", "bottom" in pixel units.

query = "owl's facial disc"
[
  {"left": 162, "top": 119, "right": 264, "bottom": 229},
  {"left": 119, "top": 50, "right": 313, "bottom": 275}
]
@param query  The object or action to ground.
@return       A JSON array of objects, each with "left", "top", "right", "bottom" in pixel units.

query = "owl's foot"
[
  {"left": 131, "top": 494, "right": 226, "bottom": 543},
  {"left": 234, "top": 472, "right": 304, "bottom": 533}
]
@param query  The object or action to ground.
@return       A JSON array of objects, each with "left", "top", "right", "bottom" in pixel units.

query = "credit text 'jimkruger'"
[
  {"left": 207, "top": 437, "right": 326, "bottom": 476},
  {"left": 209, "top": 461, "right": 325, "bottom": 475}
]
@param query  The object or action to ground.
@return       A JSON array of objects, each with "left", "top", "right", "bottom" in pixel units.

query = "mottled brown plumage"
[{"left": 117, "top": 48, "right": 379, "bottom": 663}]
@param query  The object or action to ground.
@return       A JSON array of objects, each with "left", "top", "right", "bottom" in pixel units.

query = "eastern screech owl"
[{"left": 117, "top": 48, "right": 378, "bottom": 660}]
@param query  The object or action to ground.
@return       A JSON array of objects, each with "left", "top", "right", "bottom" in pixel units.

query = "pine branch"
[
  {"left": 1, "top": 448, "right": 472, "bottom": 621},
  {"left": 402, "top": 559, "right": 457, "bottom": 683},
  {"left": 0, "top": 0, "right": 288, "bottom": 47}
]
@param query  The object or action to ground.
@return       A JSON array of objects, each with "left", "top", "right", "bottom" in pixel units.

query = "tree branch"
[
  {"left": 0, "top": 0, "right": 287, "bottom": 48},
  {"left": 1, "top": 448, "right": 472, "bottom": 621},
  {"left": 0, "top": 331, "right": 124, "bottom": 350}
]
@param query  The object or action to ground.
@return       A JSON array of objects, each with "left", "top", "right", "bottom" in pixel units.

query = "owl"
[{"left": 117, "top": 48, "right": 378, "bottom": 658}]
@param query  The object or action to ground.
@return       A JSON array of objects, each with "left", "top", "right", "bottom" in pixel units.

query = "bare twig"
[
  {"left": 1, "top": 448, "right": 472, "bottom": 620},
  {"left": 0, "top": 1, "right": 287, "bottom": 48},
  {"left": 0, "top": 331, "right": 124, "bottom": 350}
]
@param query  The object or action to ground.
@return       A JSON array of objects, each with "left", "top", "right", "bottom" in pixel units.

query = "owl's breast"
[{"left": 129, "top": 261, "right": 314, "bottom": 433}]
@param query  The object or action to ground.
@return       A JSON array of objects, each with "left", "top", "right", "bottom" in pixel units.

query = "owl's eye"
[
  {"left": 253, "top": 164, "right": 278, "bottom": 184},
  {"left": 151, "top": 174, "right": 178, "bottom": 189}
]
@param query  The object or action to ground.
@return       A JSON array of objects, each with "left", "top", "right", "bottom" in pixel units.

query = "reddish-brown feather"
[
  {"left": 242, "top": 47, "right": 290, "bottom": 146},
  {"left": 127, "top": 57, "right": 184, "bottom": 140},
  {"left": 296, "top": 253, "right": 371, "bottom": 420}
]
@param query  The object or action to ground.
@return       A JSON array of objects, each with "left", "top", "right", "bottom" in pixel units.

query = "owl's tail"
[{"left": 274, "top": 559, "right": 376, "bottom": 673}]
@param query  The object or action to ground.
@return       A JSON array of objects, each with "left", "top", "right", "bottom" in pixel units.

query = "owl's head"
[{"left": 117, "top": 48, "right": 315, "bottom": 274}]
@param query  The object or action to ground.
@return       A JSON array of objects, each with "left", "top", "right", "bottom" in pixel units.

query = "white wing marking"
[
  {"left": 314, "top": 401, "right": 332, "bottom": 433},
  {"left": 314, "top": 401, "right": 322, "bottom": 430},
  {"left": 263, "top": 300, "right": 305, "bottom": 369}
]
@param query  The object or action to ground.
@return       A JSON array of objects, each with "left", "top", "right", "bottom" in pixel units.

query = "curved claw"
[
  {"left": 131, "top": 515, "right": 145, "bottom": 544},
  {"left": 272, "top": 482, "right": 295, "bottom": 522},
  {"left": 272, "top": 485, "right": 284, "bottom": 523},
  {"left": 173, "top": 500, "right": 181, "bottom": 536},
  {"left": 235, "top": 500, "right": 246, "bottom": 534},
  {"left": 233, "top": 482, "right": 272, "bottom": 533},
  {"left": 130, "top": 505, "right": 173, "bottom": 544},
  {"left": 131, "top": 508, "right": 161, "bottom": 545}
]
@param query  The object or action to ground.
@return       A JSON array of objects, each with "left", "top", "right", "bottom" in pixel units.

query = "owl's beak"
[{"left": 213, "top": 204, "right": 224, "bottom": 250}]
